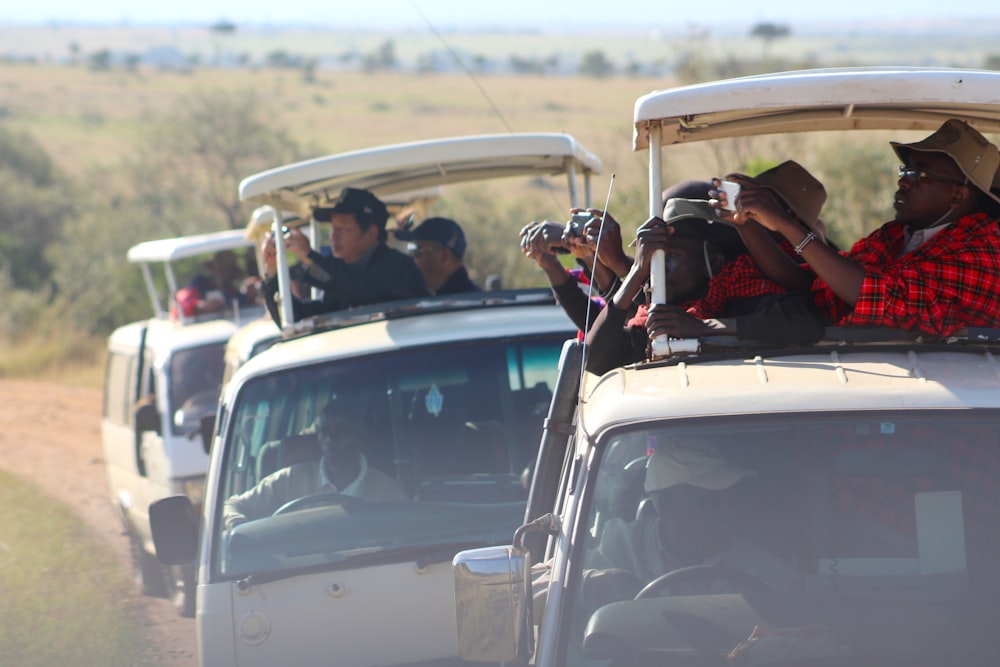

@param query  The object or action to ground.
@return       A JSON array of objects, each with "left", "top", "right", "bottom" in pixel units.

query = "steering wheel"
[
  {"left": 272, "top": 492, "right": 361, "bottom": 516},
  {"left": 634, "top": 562, "right": 773, "bottom": 600}
]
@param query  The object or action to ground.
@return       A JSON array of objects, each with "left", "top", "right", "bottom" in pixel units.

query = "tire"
[
  {"left": 167, "top": 562, "right": 197, "bottom": 618},
  {"left": 128, "top": 530, "right": 168, "bottom": 598}
]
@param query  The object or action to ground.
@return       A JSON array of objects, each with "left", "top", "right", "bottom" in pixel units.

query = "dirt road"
[{"left": 0, "top": 380, "right": 197, "bottom": 667}]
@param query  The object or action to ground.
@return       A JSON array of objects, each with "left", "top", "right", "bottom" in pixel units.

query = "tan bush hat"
[
  {"left": 644, "top": 437, "right": 757, "bottom": 493},
  {"left": 752, "top": 160, "right": 829, "bottom": 240},
  {"left": 891, "top": 118, "right": 1000, "bottom": 205}
]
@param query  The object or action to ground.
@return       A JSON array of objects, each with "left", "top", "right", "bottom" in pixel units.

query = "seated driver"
[
  {"left": 223, "top": 394, "right": 407, "bottom": 529},
  {"left": 580, "top": 438, "right": 800, "bottom": 605}
]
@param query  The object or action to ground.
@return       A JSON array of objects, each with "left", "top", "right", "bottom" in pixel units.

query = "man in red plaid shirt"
[{"left": 731, "top": 119, "right": 1000, "bottom": 337}]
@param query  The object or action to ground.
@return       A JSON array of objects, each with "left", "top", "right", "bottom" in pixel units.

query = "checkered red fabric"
[{"left": 812, "top": 213, "right": 1000, "bottom": 336}]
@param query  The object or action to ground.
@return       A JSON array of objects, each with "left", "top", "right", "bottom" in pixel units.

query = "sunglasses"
[
  {"left": 897, "top": 165, "right": 968, "bottom": 187},
  {"left": 407, "top": 243, "right": 442, "bottom": 257}
]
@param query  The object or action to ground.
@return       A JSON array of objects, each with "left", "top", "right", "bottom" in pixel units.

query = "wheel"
[
  {"left": 128, "top": 530, "right": 168, "bottom": 598},
  {"left": 165, "top": 562, "right": 196, "bottom": 618},
  {"left": 272, "top": 492, "right": 361, "bottom": 516},
  {"left": 634, "top": 563, "right": 772, "bottom": 600}
]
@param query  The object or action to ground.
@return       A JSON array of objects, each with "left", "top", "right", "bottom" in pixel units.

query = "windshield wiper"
[{"left": 234, "top": 540, "right": 493, "bottom": 590}]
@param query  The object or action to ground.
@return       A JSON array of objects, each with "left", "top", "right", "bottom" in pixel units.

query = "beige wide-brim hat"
[
  {"left": 752, "top": 160, "right": 829, "bottom": 241},
  {"left": 644, "top": 437, "right": 757, "bottom": 493},
  {"left": 891, "top": 118, "right": 1000, "bottom": 206}
]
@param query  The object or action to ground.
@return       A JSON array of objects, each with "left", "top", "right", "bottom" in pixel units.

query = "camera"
[
  {"left": 718, "top": 180, "right": 741, "bottom": 212},
  {"left": 567, "top": 211, "right": 593, "bottom": 236}
]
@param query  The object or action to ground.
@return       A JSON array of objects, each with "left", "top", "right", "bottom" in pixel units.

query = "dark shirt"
[
  {"left": 436, "top": 266, "right": 482, "bottom": 295},
  {"left": 264, "top": 243, "right": 430, "bottom": 325},
  {"left": 584, "top": 291, "right": 824, "bottom": 376}
]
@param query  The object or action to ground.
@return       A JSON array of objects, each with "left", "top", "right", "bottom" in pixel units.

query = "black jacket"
[
  {"left": 264, "top": 244, "right": 430, "bottom": 325},
  {"left": 436, "top": 266, "right": 482, "bottom": 295}
]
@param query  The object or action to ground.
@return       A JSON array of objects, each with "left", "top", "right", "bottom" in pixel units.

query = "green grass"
[
  {"left": 0, "top": 471, "right": 150, "bottom": 665},
  {"left": 0, "top": 332, "right": 106, "bottom": 388}
]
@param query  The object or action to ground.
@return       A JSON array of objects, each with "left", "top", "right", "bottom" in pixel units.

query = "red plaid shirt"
[
  {"left": 630, "top": 238, "right": 798, "bottom": 324},
  {"left": 685, "top": 252, "right": 790, "bottom": 319},
  {"left": 811, "top": 213, "right": 1000, "bottom": 336}
]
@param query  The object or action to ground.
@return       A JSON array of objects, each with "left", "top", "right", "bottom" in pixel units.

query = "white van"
[
  {"left": 102, "top": 229, "right": 264, "bottom": 617},
  {"left": 150, "top": 133, "right": 605, "bottom": 666},
  {"left": 454, "top": 68, "right": 1000, "bottom": 666}
]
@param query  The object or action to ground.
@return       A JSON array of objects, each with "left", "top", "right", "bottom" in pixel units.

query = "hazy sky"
[{"left": 4, "top": 0, "right": 999, "bottom": 29}]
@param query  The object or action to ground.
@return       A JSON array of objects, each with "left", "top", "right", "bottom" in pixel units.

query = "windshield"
[
  {"left": 168, "top": 343, "right": 226, "bottom": 437},
  {"left": 212, "top": 335, "right": 567, "bottom": 580},
  {"left": 561, "top": 411, "right": 1000, "bottom": 666}
]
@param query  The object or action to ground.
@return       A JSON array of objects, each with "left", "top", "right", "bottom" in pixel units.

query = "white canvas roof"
[
  {"left": 633, "top": 67, "right": 1000, "bottom": 150},
  {"left": 126, "top": 229, "right": 253, "bottom": 264},
  {"left": 239, "top": 132, "right": 604, "bottom": 218}
]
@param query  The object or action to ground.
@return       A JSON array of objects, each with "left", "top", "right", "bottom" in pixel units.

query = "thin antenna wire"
[
  {"left": 408, "top": 1, "right": 513, "bottom": 133},
  {"left": 578, "top": 173, "right": 616, "bottom": 390}
]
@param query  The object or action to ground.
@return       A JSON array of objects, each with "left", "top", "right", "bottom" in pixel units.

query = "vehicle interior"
[
  {"left": 572, "top": 411, "right": 1000, "bottom": 666},
  {"left": 214, "top": 335, "right": 567, "bottom": 579}
]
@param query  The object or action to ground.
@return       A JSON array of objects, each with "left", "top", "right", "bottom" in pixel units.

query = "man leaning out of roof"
[
  {"left": 393, "top": 216, "right": 482, "bottom": 295},
  {"left": 643, "top": 161, "right": 832, "bottom": 343},
  {"left": 261, "top": 187, "right": 430, "bottom": 325},
  {"left": 722, "top": 119, "right": 1000, "bottom": 337}
]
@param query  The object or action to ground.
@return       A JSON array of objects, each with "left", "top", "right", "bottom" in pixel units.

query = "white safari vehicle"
[
  {"left": 149, "top": 133, "right": 603, "bottom": 666},
  {"left": 454, "top": 68, "right": 1000, "bottom": 667},
  {"left": 103, "top": 229, "right": 263, "bottom": 616}
]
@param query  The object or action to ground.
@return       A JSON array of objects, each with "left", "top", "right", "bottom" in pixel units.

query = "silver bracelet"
[{"left": 794, "top": 231, "right": 817, "bottom": 255}]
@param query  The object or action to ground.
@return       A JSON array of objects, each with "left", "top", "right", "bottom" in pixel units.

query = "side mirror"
[
  {"left": 454, "top": 545, "right": 530, "bottom": 663},
  {"left": 200, "top": 415, "right": 216, "bottom": 454},
  {"left": 135, "top": 402, "right": 162, "bottom": 435},
  {"left": 172, "top": 390, "right": 218, "bottom": 439},
  {"left": 149, "top": 495, "right": 199, "bottom": 565}
]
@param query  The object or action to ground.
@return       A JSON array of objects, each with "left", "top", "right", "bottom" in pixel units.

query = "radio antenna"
[
  {"left": 408, "top": 1, "right": 513, "bottom": 132},
  {"left": 578, "top": 172, "right": 616, "bottom": 390}
]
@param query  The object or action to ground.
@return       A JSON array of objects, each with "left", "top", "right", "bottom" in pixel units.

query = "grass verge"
[
  {"left": 0, "top": 470, "right": 151, "bottom": 665},
  {"left": 0, "top": 333, "right": 106, "bottom": 389}
]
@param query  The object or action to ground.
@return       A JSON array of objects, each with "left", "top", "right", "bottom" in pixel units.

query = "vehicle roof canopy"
[
  {"left": 126, "top": 229, "right": 253, "bottom": 264},
  {"left": 630, "top": 67, "right": 1000, "bottom": 358},
  {"left": 633, "top": 67, "right": 1000, "bottom": 150},
  {"left": 239, "top": 132, "right": 603, "bottom": 218},
  {"left": 238, "top": 132, "right": 604, "bottom": 332}
]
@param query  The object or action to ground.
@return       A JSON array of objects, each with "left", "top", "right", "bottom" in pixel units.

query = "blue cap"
[{"left": 394, "top": 217, "right": 467, "bottom": 258}]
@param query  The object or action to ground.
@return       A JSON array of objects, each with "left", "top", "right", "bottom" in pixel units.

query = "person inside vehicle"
[
  {"left": 579, "top": 438, "right": 801, "bottom": 605},
  {"left": 723, "top": 119, "right": 1000, "bottom": 336},
  {"left": 517, "top": 185, "right": 692, "bottom": 336},
  {"left": 222, "top": 393, "right": 407, "bottom": 530},
  {"left": 518, "top": 217, "right": 613, "bottom": 336},
  {"left": 260, "top": 187, "right": 430, "bottom": 326},
  {"left": 582, "top": 194, "right": 746, "bottom": 374},
  {"left": 393, "top": 216, "right": 482, "bottom": 295},
  {"left": 584, "top": 167, "right": 829, "bottom": 374},
  {"left": 638, "top": 163, "right": 829, "bottom": 335},
  {"left": 175, "top": 249, "right": 250, "bottom": 317}
]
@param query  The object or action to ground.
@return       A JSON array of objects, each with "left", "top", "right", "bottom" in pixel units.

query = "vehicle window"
[
  {"left": 168, "top": 343, "right": 226, "bottom": 437},
  {"left": 211, "top": 335, "right": 567, "bottom": 579},
  {"left": 564, "top": 412, "right": 1000, "bottom": 665},
  {"left": 103, "top": 351, "right": 135, "bottom": 425}
]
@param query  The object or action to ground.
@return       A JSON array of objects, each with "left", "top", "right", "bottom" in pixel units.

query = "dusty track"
[{"left": 0, "top": 380, "right": 197, "bottom": 666}]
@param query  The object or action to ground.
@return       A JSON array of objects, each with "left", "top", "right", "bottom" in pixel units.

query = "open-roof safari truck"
[
  {"left": 149, "top": 133, "right": 605, "bottom": 666},
  {"left": 453, "top": 67, "right": 1000, "bottom": 667},
  {"left": 103, "top": 229, "right": 264, "bottom": 617}
]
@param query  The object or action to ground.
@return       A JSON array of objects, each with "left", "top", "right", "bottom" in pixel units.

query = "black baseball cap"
[
  {"left": 394, "top": 217, "right": 467, "bottom": 258},
  {"left": 313, "top": 187, "right": 389, "bottom": 228}
]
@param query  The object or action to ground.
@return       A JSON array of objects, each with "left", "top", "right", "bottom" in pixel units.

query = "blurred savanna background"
[{"left": 3, "top": 19, "right": 1000, "bottom": 383}]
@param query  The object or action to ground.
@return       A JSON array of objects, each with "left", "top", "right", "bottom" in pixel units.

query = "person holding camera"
[
  {"left": 393, "top": 217, "right": 482, "bottom": 295},
  {"left": 722, "top": 119, "right": 1000, "bottom": 337},
  {"left": 260, "top": 187, "right": 429, "bottom": 325},
  {"left": 519, "top": 208, "right": 633, "bottom": 336}
]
